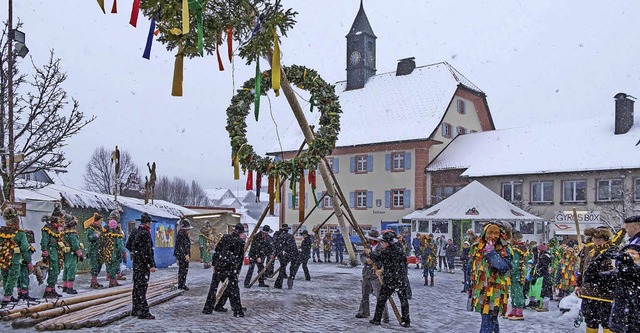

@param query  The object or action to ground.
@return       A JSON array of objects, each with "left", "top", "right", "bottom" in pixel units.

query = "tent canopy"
[{"left": 405, "top": 181, "right": 543, "bottom": 221}]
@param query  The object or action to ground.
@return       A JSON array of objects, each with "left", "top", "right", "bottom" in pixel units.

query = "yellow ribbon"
[
  {"left": 172, "top": 45, "right": 184, "bottom": 97},
  {"left": 182, "top": 0, "right": 190, "bottom": 34},
  {"left": 97, "top": 0, "right": 106, "bottom": 13},
  {"left": 272, "top": 31, "right": 281, "bottom": 97},
  {"left": 233, "top": 154, "right": 240, "bottom": 180},
  {"left": 275, "top": 174, "right": 281, "bottom": 203},
  {"left": 578, "top": 295, "right": 613, "bottom": 303}
]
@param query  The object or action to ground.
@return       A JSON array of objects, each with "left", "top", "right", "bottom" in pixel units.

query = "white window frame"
[
  {"left": 501, "top": 181, "right": 523, "bottom": 202},
  {"left": 392, "top": 189, "right": 405, "bottom": 208},
  {"left": 442, "top": 123, "right": 452, "bottom": 138},
  {"left": 292, "top": 195, "right": 300, "bottom": 209},
  {"left": 356, "top": 155, "right": 368, "bottom": 173},
  {"left": 322, "top": 193, "right": 333, "bottom": 209},
  {"left": 562, "top": 180, "right": 587, "bottom": 202},
  {"left": 391, "top": 152, "right": 405, "bottom": 171},
  {"left": 597, "top": 179, "right": 624, "bottom": 202},
  {"left": 457, "top": 99, "right": 466, "bottom": 114},
  {"left": 531, "top": 181, "right": 554, "bottom": 203},
  {"left": 355, "top": 190, "right": 367, "bottom": 209}
]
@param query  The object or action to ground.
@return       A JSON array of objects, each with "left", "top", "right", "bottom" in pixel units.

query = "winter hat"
[
  {"left": 365, "top": 229, "right": 380, "bottom": 240},
  {"left": 108, "top": 210, "right": 121, "bottom": 222},
  {"left": 379, "top": 230, "right": 397, "bottom": 243},
  {"left": 624, "top": 216, "right": 640, "bottom": 224},
  {"left": 64, "top": 214, "right": 77, "bottom": 228},
  {"left": 262, "top": 225, "right": 273, "bottom": 233},
  {"left": 621, "top": 244, "right": 640, "bottom": 255},
  {"left": 136, "top": 212, "right": 156, "bottom": 224},
  {"left": 280, "top": 224, "right": 290, "bottom": 231},
  {"left": 234, "top": 223, "right": 245, "bottom": 233},
  {"left": 301, "top": 230, "right": 309, "bottom": 235},
  {"left": 179, "top": 219, "right": 192, "bottom": 230}
]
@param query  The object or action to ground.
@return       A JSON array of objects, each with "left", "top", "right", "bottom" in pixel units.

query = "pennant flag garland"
[
  {"left": 182, "top": 0, "right": 190, "bottom": 34},
  {"left": 246, "top": 171, "right": 253, "bottom": 190},
  {"left": 172, "top": 45, "right": 184, "bottom": 96},
  {"left": 272, "top": 31, "right": 281, "bottom": 97},
  {"left": 142, "top": 10, "right": 158, "bottom": 59},
  {"left": 254, "top": 61, "right": 261, "bottom": 121},
  {"left": 111, "top": 0, "right": 117, "bottom": 13},
  {"left": 216, "top": 32, "right": 224, "bottom": 71},
  {"left": 97, "top": 0, "right": 106, "bottom": 14},
  {"left": 129, "top": 0, "right": 140, "bottom": 27},
  {"left": 227, "top": 26, "right": 233, "bottom": 62}
]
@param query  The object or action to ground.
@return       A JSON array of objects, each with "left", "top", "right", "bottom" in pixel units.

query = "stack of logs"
[{"left": 1, "top": 277, "right": 181, "bottom": 330}]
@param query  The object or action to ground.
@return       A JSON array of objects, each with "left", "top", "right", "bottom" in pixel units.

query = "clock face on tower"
[{"left": 350, "top": 51, "right": 362, "bottom": 65}]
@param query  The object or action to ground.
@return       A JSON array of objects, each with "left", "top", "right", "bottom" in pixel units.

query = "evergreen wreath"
[{"left": 226, "top": 65, "right": 341, "bottom": 179}]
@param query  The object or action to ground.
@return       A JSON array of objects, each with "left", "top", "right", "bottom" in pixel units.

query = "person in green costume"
[
  {"left": 41, "top": 214, "right": 64, "bottom": 298},
  {"left": 16, "top": 227, "right": 37, "bottom": 302},
  {"left": 507, "top": 231, "right": 528, "bottom": 320},
  {"left": 102, "top": 216, "right": 126, "bottom": 288},
  {"left": 198, "top": 221, "right": 214, "bottom": 269},
  {"left": 85, "top": 213, "right": 105, "bottom": 289},
  {"left": 62, "top": 214, "right": 83, "bottom": 294},
  {"left": 1, "top": 207, "right": 32, "bottom": 306}
]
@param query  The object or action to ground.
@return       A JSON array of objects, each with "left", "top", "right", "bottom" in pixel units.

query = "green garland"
[
  {"left": 139, "top": 0, "right": 297, "bottom": 62},
  {"left": 226, "top": 65, "right": 341, "bottom": 179}
]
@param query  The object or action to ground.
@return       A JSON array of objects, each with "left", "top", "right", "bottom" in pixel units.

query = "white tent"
[{"left": 404, "top": 181, "right": 543, "bottom": 221}]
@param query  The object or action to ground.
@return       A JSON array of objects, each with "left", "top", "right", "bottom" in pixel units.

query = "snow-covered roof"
[
  {"left": 427, "top": 117, "right": 640, "bottom": 177},
  {"left": 14, "top": 183, "right": 198, "bottom": 219},
  {"left": 404, "top": 181, "right": 543, "bottom": 221},
  {"left": 205, "top": 188, "right": 234, "bottom": 201},
  {"left": 218, "top": 197, "right": 241, "bottom": 207},
  {"left": 269, "top": 62, "right": 482, "bottom": 153}
]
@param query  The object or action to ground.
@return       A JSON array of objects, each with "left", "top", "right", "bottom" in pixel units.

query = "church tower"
[{"left": 346, "top": 1, "right": 376, "bottom": 91}]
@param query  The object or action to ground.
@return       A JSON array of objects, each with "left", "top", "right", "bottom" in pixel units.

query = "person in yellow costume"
[{"left": 1, "top": 207, "right": 32, "bottom": 306}]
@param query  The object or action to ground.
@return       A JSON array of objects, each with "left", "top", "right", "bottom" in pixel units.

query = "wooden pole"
[{"left": 573, "top": 208, "right": 583, "bottom": 251}]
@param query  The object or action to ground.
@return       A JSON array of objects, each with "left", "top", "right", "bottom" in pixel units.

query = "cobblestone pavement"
[{"left": 2, "top": 260, "right": 577, "bottom": 333}]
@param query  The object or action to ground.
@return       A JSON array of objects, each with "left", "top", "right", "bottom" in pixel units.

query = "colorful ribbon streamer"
[
  {"left": 251, "top": 14, "right": 262, "bottom": 37},
  {"left": 129, "top": 0, "right": 140, "bottom": 27},
  {"left": 216, "top": 32, "right": 224, "bottom": 71},
  {"left": 142, "top": 10, "right": 158, "bottom": 59},
  {"left": 256, "top": 173, "right": 262, "bottom": 202},
  {"left": 189, "top": 0, "right": 203, "bottom": 56},
  {"left": 182, "top": 0, "right": 190, "bottom": 34},
  {"left": 275, "top": 175, "right": 280, "bottom": 203},
  {"left": 233, "top": 155, "right": 240, "bottom": 180},
  {"left": 268, "top": 175, "right": 274, "bottom": 215},
  {"left": 111, "top": 0, "right": 117, "bottom": 13},
  {"left": 299, "top": 169, "right": 305, "bottom": 222},
  {"left": 254, "top": 61, "right": 261, "bottom": 121},
  {"left": 172, "top": 45, "right": 184, "bottom": 97},
  {"left": 227, "top": 26, "right": 233, "bottom": 63},
  {"left": 246, "top": 171, "right": 253, "bottom": 191},
  {"left": 272, "top": 31, "right": 281, "bottom": 97},
  {"left": 309, "top": 170, "right": 318, "bottom": 206},
  {"left": 97, "top": 0, "right": 106, "bottom": 14}
]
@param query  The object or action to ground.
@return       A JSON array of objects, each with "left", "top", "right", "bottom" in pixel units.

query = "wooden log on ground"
[
  {"left": 31, "top": 294, "right": 123, "bottom": 319},
  {"left": 11, "top": 316, "right": 48, "bottom": 329},
  {"left": 88, "top": 289, "right": 184, "bottom": 328}
]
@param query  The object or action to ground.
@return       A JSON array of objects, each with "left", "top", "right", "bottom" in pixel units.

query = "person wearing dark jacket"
[
  {"left": 202, "top": 223, "right": 246, "bottom": 317},
  {"left": 126, "top": 212, "right": 157, "bottom": 320},
  {"left": 274, "top": 224, "right": 299, "bottom": 289},
  {"left": 299, "top": 230, "right": 312, "bottom": 281},
  {"left": 412, "top": 236, "right": 421, "bottom": 269},
  {"left": 532, "top": 243, "right": 553, "bottom": 312},
  {"left": 599, "top": 243, "right": 640, "bottom": 333},
  {"left": 444, "top": 239, "right": 457, "bottom": 273},
  {"left": 333, "top": 230, "right": 345, "bottom": 264},
  {"left": 625, "top": 215, "right": 640, "bottom": 246},
  {"left": 369, "top": 230, "right": 410, "bottom": 328},
  {"left": 460, "top": 241, "right": 471, "bottom": 293},
  {"left": 577, "top": 227, "right": 626, "bottom": 333},
  {"left": 174, "top": 219, "right": 192, "bottom": 290},
  {"left": 244, "top": 225, "right": 273, "bottom": 288}
]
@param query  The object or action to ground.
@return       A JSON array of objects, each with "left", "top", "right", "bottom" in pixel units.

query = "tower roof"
[{"left": 346, "top": 1, "right": 376, "bottom": 38}]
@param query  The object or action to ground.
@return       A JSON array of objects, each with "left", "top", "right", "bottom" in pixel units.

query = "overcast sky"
[{"left": 6, "top": 1, "right": 640, "bottom": 191}]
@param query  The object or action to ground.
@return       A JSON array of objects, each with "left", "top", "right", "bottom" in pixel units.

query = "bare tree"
[
  {"left": 153, "top": 175, "right": 171, "bottom": 202},
  {"left": 82, "top": 146, "right": 139, "bottom": 194},
  {"left": 599, "top": 186, "right": 635, "bottom": 229},
  {"left": 0, "top": 25, "right": 94, "bottom": 199},
  {"left": 189, "top": 180, "right": 209, "bottom": 206},
  {"left": 152, "top": 175, "right": 209, "bottom": 206}
]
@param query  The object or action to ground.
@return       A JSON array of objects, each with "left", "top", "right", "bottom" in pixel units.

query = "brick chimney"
[
  {"left": 396, "top": 57, "right": 416, "bottom": 76},
  {"left": 614, "top": 93, "right": 635, "bottom": 135}
]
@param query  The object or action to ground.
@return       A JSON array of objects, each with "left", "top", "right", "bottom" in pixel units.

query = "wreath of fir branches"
[
  {"left": 139, "top": 0, "right": 297, "bottom": 62},
  {"left": 226, "top": 65, "right": 341, "bottom": 178}
]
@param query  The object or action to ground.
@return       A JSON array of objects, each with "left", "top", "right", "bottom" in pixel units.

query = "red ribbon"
[
  {"left": 246, "top": 171, "right": 254, "bottom": 190},
  {"left": 129, "top": 0, "right": 140, "bottom": 27},
  {"left": 216, "top": 32, "right": 224, "bottom": 71},
  {"left": 227, "top": 26, "right": 233, "bottom": 63},
  {"left": 308, "top": 170, "right": 316, "bottom": 188},
  {"left": 111, "top": 0, "right": 117, "bottom": 13}
]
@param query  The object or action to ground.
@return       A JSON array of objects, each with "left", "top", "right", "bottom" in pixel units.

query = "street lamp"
[{"left": 9, "top": 29, "right": 28, "bottom": 58}]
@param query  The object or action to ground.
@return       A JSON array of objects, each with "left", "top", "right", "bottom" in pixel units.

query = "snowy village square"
[{"left": 0, "top": 0, "right": 640, "bottom": 333}]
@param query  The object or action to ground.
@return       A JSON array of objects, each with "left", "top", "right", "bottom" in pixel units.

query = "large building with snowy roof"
[
  {"left": 269, "top": 2, "right": 495, "bottom": 236},
  {"left": 427, "top": 92, "right": 640, "bottom": 233}
]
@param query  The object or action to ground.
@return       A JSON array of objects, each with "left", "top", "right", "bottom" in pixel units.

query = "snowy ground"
[{"left": 2, "top": 260, "right": 589, "bottom": 332}]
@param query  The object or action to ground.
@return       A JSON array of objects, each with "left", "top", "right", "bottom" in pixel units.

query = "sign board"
[
  {"left": 1, "top": 201, "right": 27, "bottom": 216},
  {"left": 551, "top": 211, "right": 603, "bottom": 235}
]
